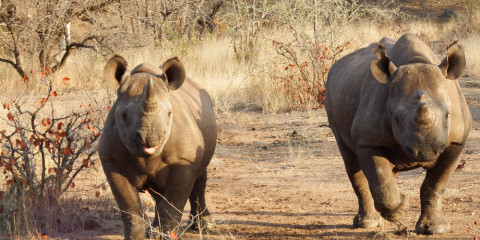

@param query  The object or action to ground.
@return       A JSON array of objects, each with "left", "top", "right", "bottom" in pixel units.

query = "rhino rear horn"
[
  {"left": 439, "top": 41, "right": 466, "bottom": 80},
  {"left": 104, "top": 55, "right": 128, "bottom": 89},
  {"left": 160, "top": 57, "right": 186, "bottom": 90},
  {"left": 370, "top": 43, "right": 397, "bottom": 84}
]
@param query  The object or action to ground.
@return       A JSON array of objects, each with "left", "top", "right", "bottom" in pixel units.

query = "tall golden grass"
[
  {"left": 1, "top": 11, "right": 478, "bottom": 114},
  {"left": 5, "top": 12, "right": 473, "bottom": 113}
]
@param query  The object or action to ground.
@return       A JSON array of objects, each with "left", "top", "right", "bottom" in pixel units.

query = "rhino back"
[
  {"left": 388, "top": 33, "right": 439, "bottom": 65},
  {"left": 326, "top": 34, "right": 435, "bottom": 150},
  {"left": 166, "top": 77, "right": 217, "bottom": 169},
  {"left": 99, "top": 76, "right": 216, "bottom": 184},
  {"left": 326, "top": 33, "right": 471, "bottom": 153},
  {"left": 325, "top": 42, "right": 391, "bottom": 150}
]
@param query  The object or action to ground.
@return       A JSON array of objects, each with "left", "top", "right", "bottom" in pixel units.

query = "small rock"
[{"left": 439, "top": 10, "right": 458, "bottom": 21}]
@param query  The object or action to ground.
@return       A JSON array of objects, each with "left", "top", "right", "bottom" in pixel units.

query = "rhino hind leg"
[
  {"left": 334, "top": 138, "right": 383, "bottom": 229},
  {"left": 189, "top": 170, "right": 215, "bottom": 231}
]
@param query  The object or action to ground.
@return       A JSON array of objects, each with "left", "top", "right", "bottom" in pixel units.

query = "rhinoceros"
[
  {"left": 99, "top": 55, "right": 217, "bottom": 239},
  {"left": 325, "top": 33, "right": 471, "bottom": 234}
]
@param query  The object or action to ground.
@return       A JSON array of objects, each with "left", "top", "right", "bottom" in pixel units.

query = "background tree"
[{"left": 0, "top": 0, "right": 121, "bottom": 80}]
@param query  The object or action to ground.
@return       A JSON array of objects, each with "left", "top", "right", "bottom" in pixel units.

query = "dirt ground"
[
  {"left": 188, "top": 76, "right": 480, "bottom": 240},
  {"left": 400, "top": 0, "right": 468, "bottom": 17},
  {"left": 47, "top": 76, "right": 480, "bottom": 240}
]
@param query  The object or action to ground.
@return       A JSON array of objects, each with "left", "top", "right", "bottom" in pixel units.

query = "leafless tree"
[
  {"left": 0, "top": 0, "right": 117, "bottom": 80},
  {"left": 0, "top": 0, "right": 226, "bottom": 82}
]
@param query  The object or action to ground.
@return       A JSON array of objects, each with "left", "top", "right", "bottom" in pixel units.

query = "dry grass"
[
  {"left": 1, "top": 12, "right": 478, "bottom": 113},
  {"left": 462, "top": 33, "right": 480, "bottom": 79},
  {"left": 0, "top": 170, "right": 109, "bottom": 237}
]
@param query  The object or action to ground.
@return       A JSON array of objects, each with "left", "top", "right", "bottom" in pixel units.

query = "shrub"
[
  {"left": 0, "top": 74, "right": 105, "bottom": 236},
  {"left": 271, "top": 28, "right": 353, "bottom": 110}
]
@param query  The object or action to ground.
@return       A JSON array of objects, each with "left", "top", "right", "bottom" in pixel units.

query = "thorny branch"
[{"left": 0, "top": 77, "right": 103, "bottom": 196}]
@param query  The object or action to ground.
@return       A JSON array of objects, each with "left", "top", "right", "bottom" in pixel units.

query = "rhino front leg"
[
  {"left": 104, "top": 166, "right": 145, "bottom": 240},
  {"left": 335, "top": 140, "right": 382, "bottom": 228},
  {"left": 357, "top": 148, "right": 408, "bottom": 222},
  {"left": 348, "top": 166, "right": 384, "bottom": 228},
  {"left": 416, "top": 144, "right": 465, "bottom": 235},
  {"left": 150, "top": 165, "right": 196, "bottom": 236},
  {"left": 145, "top": 189, "right": 162, "bottom": 239},
  {"left": 189, "top": 170, "right": 215, "bottom": 231}
]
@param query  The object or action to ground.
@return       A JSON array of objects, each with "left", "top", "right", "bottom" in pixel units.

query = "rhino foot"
[
  {"left": 353, "top": 212, "right": 384, "bottom": 229},
  {"left": 378, "top": 193, "right": 408, "bottom": 222},
  {"left": 145, "top": 226, "right": 159, "bottom": 239},
  {"left": 415, "top": 215, "right": 450, "bottom": 235},
  {"left": 190, "top": 214, "right": 216, "bottom": 231},
  {"left": 146, "top": 227, "right": 183, "bottom": 240}
]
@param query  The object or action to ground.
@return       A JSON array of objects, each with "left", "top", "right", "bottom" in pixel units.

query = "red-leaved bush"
[{"left": 0, "top": 74, "right": 106, "bottom": 235}]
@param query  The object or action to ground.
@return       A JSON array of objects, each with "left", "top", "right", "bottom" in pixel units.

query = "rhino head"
[
  {"left": 103, "top": 55, "right": 186, "bottom": 158},
  {"left": 370, "top": 42, "right": 466, "bottom": 162}
]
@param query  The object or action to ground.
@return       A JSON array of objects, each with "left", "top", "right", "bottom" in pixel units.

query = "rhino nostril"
[
  {"left": 434, "top": 145, "right": 446, "bottom": 156},
  {"left": 135, "top": 133, "right": 146, "bottom": 145},
  {"left": 405, "top": 147, "right": 419, "bottom": 158},
  {"left": 417, "top": 151, "right": 423, "bottom": 159}
]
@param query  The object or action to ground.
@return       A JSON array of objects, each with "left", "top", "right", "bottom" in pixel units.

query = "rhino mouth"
[
  {"left": 142, "top": 144, "right": 161, "bottom": 155},
  {"left": 403, "top": 145, "right": 444, "bottom": 162},
  {"left": 137, "top": 138, "right": 164, "bottom": 156}
]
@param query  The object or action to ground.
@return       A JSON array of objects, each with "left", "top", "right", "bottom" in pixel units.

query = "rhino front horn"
[
  {"left": 413, "top": 90, "right": 433, "bottom": 125},
  {"left": 414, "top": 103, "right": 434, "bottom": 125},
  {"left": 142, "top": 78, "right": 159, "bottom": 113}
]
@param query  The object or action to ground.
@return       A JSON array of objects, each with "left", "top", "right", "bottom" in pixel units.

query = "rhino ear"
[
  {"left": 370, "top": 43, "right": 397, "bottom": 84},
  {"left": 104, "top": 55, "right": 128, "bottom": 89},
  {"left": 160, "top": 57, "right": 185, "bottom": 90},
  {"left": 439, "top": 41, "right": 465, "bottom": 80}
]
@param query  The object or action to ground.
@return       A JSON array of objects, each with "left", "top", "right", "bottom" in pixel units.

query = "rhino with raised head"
[
  {"left": 325, "top": 34, "right": 471, "bottom": 234},
  {"left": 99, "top": 55, "right": 217, "bottom": 239}
]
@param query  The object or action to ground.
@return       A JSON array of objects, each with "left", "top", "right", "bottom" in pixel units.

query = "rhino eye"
[
  {"left": 120, "top": 112, "right": 129, "bottom": 125},
  {"left": 168, "top": 111, "right": 172, "bottom": 118},
  {"left": 394, "top": 116, "right": 399, "bottom": 125}
]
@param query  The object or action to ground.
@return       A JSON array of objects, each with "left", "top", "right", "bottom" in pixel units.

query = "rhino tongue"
[
  {"left": 144, "top": 146, "right": 157, "bottom": 155},
  {"left": 143, "top": 144, "right": 160, "bottom": 155},
  {"left": 139, "top": 135, "right": 164, "bottom": 155}
]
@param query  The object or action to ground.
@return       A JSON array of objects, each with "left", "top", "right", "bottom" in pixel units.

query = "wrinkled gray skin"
[
  {"left": 325, "top": 34, "right": 471, "bottom": 235},
  {"left": 99, "top": 55, "right": 217, "bottom": 239}
]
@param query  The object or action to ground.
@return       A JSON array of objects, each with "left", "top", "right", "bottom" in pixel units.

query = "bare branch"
[
  {"left": 0, "top": 58, "right": 26, "bottom": 79},
  {"left": 50, "top": 36, "right": 101, "bottom": 73}
]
